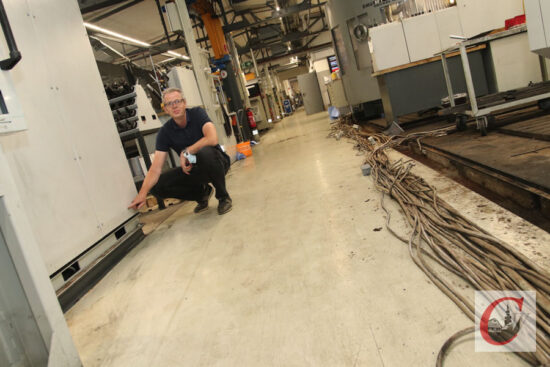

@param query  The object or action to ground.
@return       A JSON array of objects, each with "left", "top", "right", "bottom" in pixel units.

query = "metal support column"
[
  {"left": 250, "top": 49, "right": 270, "bottom": 124},
  {"left": 227, "top": 35, "right": 251, "bottom": 108},
  {"left": 148, "top": 53, "right": 163, "bottom": 97},
  {"left": 440, "top": 54, "right": 455, "bottom": 108},
  {"left": 460, "top": 44, "right": 478, "bottom": 115},
  {"left": 174, "top": 0, "right": 218, "bottom": 125},
  {"left": 540, "top": 55, "right": 549, "bottom": 82},
  {"left": 250, "top": 49, "right": 260, "bottom": 77}
]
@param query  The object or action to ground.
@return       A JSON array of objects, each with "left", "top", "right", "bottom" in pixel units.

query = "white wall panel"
[{"left": 135, "top": 84, "right": 162, "bottom": 131}]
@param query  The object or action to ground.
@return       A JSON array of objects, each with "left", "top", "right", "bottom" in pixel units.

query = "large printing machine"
[
  {"left": 0, "top": 0, "right": 140, "bottom": 364},
  {"left": 326, "top": 0, "right": 550, "bottom": 130}
]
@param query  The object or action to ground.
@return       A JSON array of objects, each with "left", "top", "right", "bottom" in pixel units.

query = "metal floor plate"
[
  {"left": 500, "top": 115, "right": 550, "bottom": 141},
  {"left": 422, "top": 131, "right": 550, "bottom": 194}
]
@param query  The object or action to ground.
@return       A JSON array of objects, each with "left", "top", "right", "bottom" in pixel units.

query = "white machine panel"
[
  {"left": 0, "top": 148, "right": 82, "bottom": 366},
  {"left": 491, "top": 32, "right": 549, "bottom": 91},
  {"left": 313, "top": 59, "right": 331, "bottom": 108},
  {"left": 327, "top": 79, "right": 348, "bottom": 108},
  {"left": 435, "top": 7, "right": 464, "bottom": 51},
  {"left": 249, "top": 96, "right": 268, "bottom": 130},
  {"left": 0, "top": 0, "right": 136, "bottom": 273},
  {"left": 135, "top": 84, "right": 162, "bottom": 131},
  {"left": 544, "top": 1, "right": 550, "bottom": 50},
  {"left": 0, "top": 72, "right": 25, "bottom": 134},
  {"left": 0, "top": 1, "right": 24, "bottom": 135},
  {"left": 165, "top": 1, "right": 183, "bottom": 33},
  {"left": 457, "top": 0, "right": 524, "bottom": 38},
  {"left": 167, "top": 67, "right": 203, "bottom": 107},
  {"left": 403, "top": 13, "right": 441, "bottom": 62},
  {"left": 370, "top": 22, "right": 410, "bottom": 71},
  {"left": 525, "top": 0, "right": 550, "bottom": 58}
]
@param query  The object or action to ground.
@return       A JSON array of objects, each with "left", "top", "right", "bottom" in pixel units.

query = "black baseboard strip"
[{"left": 58, "top": 228, "right": 145, "bottom": 313}]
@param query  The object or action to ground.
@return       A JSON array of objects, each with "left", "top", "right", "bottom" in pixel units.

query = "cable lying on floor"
[{"left": 329, "top": 117, "right": 550, "bottom": 366}]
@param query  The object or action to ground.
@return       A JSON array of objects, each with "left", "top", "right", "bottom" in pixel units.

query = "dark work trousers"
[{"left": 151, "top": 146, "right": 231, "bottom": 202}]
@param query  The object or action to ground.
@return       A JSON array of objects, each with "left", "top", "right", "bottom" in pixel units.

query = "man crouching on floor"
[{"left": 128, "top": 88, "right": 232, "bottom": 215}]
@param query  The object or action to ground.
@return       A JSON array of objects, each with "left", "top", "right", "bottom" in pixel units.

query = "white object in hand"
[{"left": 183, "top": 151, "right": 196, "bottom": 164}]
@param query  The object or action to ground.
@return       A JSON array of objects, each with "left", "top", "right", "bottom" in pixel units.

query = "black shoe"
[
  {"left": 194, "top": 185, "right": 213, "bottom": 213},
  {"left": 217, "top": 197, "right": 232, "bottom": 215}
]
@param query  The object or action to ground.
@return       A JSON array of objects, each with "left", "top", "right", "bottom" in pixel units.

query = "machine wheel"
[
  {"left": 538, "top": 98, "right": 550, "bottom": 111},
  {"left": 477, "top": 116, "right": 489, "bottom": 136},
  {"left": 480, "top": 122, "right": 488, "bottom": 136},
  {"left": 456, "top": 115, "right": 468, "bottom": 131}
]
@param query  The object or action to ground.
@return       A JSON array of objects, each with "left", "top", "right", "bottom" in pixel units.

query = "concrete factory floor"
[{"left": 65, "top": 110, "right": 549, "bottom": 366}]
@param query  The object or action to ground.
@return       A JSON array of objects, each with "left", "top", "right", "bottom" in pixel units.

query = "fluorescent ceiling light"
[
  {"left": 158, "top": 57, "right": 177, "bottom": 64},
  {"left": 84, "top": 22, "right": 151, "bottom": 47},
  {"left": 276, "top": 6, "right": 280, "bottom": 11},
  {"left": 165, "top": 50, "right": 191, "bottom": 60}
]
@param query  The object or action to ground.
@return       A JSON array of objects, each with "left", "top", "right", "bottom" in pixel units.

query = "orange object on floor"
[{"left": 236, "top": 141, "right": 252, "bottom": 157}]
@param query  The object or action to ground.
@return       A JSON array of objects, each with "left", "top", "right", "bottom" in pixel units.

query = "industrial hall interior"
[{"left": 2, "top": 0, "right": 550, "bottom": 366}]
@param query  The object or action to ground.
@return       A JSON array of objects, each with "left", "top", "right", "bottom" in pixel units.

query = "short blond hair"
[{"left": 162, "top": 87, "right": 185, "bottom": 102}]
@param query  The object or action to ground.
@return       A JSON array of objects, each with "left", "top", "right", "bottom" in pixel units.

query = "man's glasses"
[{"left": 164, "top": 99, "right": 185, "bottom": 108}]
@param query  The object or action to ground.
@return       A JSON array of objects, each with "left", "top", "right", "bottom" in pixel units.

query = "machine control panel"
[
  {"left": 0, "top": 0, "right": 25, "bottom": 134},
  {"left": 0, "top": 74, "right": 25, "bottom": 134}
]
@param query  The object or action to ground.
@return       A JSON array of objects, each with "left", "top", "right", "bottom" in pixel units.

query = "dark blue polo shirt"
[{"left": 156, "top": 107, "right": 211, "bottom": 154}]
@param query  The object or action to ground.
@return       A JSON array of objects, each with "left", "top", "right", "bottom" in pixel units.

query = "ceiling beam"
[
  {"left": 256, "top": 41, "right": 332, "bottom": 65},
  {"left": 304, "top": 32, "right": 321, "bottom": 48},
  {"left": 223, "top": 1, "right": 326, "bottom": 33},
  {"left": 79, "top": 0, "right": 130, "bottom": 14},
  {"left": 86, "top": 0, "right": 143, "bottom": 22},
  {"left": 238, "top": 26, "right": 328, "bottom": 54},
  {"left": 122, "top": 39, "right": 189, "bottom": 60}
]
